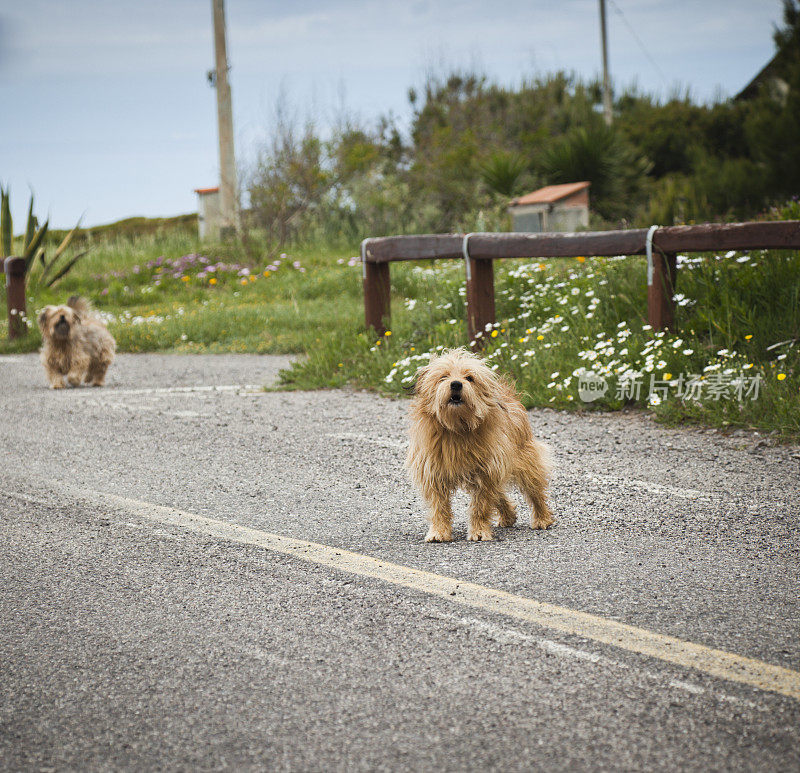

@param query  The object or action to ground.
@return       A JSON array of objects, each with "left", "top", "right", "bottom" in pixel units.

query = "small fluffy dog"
[
  {"left": 406, "top": 348, "right": 553, "bottom": 542},
  {"left": 38, "top": 296, "right": 115, "bottom": 389}
]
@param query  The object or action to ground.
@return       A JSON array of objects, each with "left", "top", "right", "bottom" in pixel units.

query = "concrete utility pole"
[
  {"left": 212, "top": 0, "right": 238, "bottom": 235},
  {"left": 599, "top": 0, "right": 613, "bottom": 126}
]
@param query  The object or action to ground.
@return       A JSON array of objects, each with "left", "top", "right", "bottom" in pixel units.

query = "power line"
[{"left": 608, "top": 0, "right": 669, "bottom": 85}]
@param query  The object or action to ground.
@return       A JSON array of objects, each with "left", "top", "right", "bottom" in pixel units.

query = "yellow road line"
[{"left": 16, "top": 485, "right": 800, "bottom": 701}]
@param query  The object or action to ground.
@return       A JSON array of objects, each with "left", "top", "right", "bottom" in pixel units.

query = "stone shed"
[{"left": 508, "top": 181, "right": 590, "bottom": 232}]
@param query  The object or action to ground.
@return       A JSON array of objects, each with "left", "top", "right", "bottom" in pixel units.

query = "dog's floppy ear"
[{"left": 404, "top": 364, "right": 429, "bottom": 395}]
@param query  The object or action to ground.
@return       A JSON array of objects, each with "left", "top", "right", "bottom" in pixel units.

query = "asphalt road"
[{"left": 1, "top": 352, "right": 798, "bottom": 772}]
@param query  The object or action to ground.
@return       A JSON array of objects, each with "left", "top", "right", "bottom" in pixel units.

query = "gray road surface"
[{"left": 0, "top": 353, "right": 798, "bottom": 772}]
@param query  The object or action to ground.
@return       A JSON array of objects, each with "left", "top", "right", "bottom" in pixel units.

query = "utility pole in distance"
[
  {"left": 212, "top": 0, "right": 238, "bottom": 237},
  {"left": 599, "top": 0, "right": 613, "bottom": 126}
]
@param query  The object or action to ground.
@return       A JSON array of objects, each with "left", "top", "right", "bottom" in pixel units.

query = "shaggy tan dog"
[
  {"left": 406, "top": 348, "right": 553, "bottom": 542},
  {"left": 38, "top": 296, "right": 115, "bottom": 389}
]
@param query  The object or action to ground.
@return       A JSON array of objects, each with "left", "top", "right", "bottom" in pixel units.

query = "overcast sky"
[{"left": 0, "top": 0, "right": 784, "bottom": 228}]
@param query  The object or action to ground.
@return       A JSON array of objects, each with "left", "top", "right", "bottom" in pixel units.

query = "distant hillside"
[{"left": 50, "top": 213, "right": 197, "bottom": 244}]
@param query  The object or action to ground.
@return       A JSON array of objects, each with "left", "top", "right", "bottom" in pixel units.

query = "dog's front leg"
[
  {"left": 423, "top": 487, "right": 454, "bottom": 542},
  {"left": 467, "top": 486, "right": 496, "bottom": 541}
]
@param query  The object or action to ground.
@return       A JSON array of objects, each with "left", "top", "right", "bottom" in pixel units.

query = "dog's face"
[
  {"left": 413, "top": 348, "right": 503, "bottom": 432},
  {"left": 38, "top": 305, "right": 81, "bottom": 341}
]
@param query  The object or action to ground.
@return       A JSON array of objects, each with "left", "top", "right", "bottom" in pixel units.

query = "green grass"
[
  {"left": 1, "top": 226, "right": 797, "bottom": 440},
  {"left": 0, "top": 232, "right": 366, "bottom": 356}
]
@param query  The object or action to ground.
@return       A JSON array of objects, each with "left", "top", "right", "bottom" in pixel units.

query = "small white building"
[
  {"left": 508, "top": 181, "right": 590, "bottom": 233},
  {"left": 195, "top": 187, "right": 221, "bottom": 240}
]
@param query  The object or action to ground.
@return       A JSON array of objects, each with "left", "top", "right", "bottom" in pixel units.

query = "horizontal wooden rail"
[
  {"left": 363, "top": 221, "right": 800, "bottom": 263},
  {"left": 361, "top": 220, "right": 800, "bottom": 341}
]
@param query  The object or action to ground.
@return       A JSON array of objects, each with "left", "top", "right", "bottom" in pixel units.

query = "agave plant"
[
  {"left": 478, "top": 150, "right": 529, "bottom": 197},
  {"left": 0, "top": 185, "right": 88, "bottom": 287},
  {"left": 540, "top": 122, "right": 651, "bottom": 222}
]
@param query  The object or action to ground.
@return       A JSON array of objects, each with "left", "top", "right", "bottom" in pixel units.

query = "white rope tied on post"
[
  {"left": 645, "top": 225, "right": 659, "bottom": 286},
  {"left": 462, "top": 232, "right": 475, "bottom": 282}
]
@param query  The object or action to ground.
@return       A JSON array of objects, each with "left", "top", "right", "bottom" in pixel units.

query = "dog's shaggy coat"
[
  {"left": 405, "top": 348, "right": 553, "bottom": 542},
  {"left": 38, "top": 296, "right": 116, "bottom": 389}
]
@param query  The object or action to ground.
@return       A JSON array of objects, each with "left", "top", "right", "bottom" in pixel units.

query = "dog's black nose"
[{"left": 450, "top": 380, "right": 463, "bottom": 392}]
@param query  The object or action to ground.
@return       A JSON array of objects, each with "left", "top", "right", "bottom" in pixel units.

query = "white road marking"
[
  {"left": 326, "top": 432, "right": 407, "bottom": 451},
  {"left": 71, "top": 384, "right": 264, "bottom": 397},
  {"left": 669, "top": 679, "right": 707, "bottom": 695},
  {"left": 435, "top": 611, "right": 758, "bottom": 709},
  {"left": 585, "top": 472, "right": 715, "bottom": 502}
]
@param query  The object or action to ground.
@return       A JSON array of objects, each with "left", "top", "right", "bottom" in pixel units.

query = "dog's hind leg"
[
  {"left": 66, "top": 351, "right": 90, "bottom": 388},
  {"left": 423, "top": 486, "right": 454, "bottom": 543},
  {"left": 86, "top": 360, "right": 109, "bottom": 387},
  {"left": 515, "top": 443, "right": 554, "bottom": 530},
  {"left": 67, "top": 368, "right": 84, "bottom": 387},
  {"left": 467, "top": 485, "right": 497, "bottom": 541},
  {"left": 495, "top": 491, "right": 517, "bottom": 527}
]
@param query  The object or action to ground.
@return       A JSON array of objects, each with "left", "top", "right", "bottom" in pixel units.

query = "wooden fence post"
[
  {"left": 647, "top": 251, "right": 677, "bottom": 331},
  {"left": 466, "top": 257, "right": 495, "bottom": 345},
  {"left": 4, "top": 257, "right": 26, "bottom": 340},
  {"left": 363, "top": 260, "right": 390, "bottom": 336}
]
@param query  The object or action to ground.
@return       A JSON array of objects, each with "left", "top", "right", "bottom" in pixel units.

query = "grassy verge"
[
  {"left": 283, "top": 250, "right": 800, "bottom": 440},
  {"left": 0, "top": 232, "right": 365, "bottom": 356},
  {"left": 1, "top": 228, "right": 797, "bottom": 440}
]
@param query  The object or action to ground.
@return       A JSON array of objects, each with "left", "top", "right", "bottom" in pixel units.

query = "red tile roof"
[
  {"left": 511, "top": 181, "right": 590, "bottom": 206},
  {"left": 194, "top": 187, "right": 219, "bottom": 194}
]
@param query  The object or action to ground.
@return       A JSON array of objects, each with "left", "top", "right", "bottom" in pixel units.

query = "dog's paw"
[
  {"left": 67, "top": 378, "right": 81, "bottom": 387},
  {"left": 467, "top": 528, "right": 494, "bottom": 541},
  {"left": 50, "top": 382, "right": 65, "bottom": 389},
  {"left": 531, "top": 513, "right": 555, "bottom": 530},
  {"left": 425, "top": 527, "right": 452, "bottom": 543}
]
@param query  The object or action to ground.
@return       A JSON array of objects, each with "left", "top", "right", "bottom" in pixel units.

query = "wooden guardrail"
[{"left": 360, "top": 221, "right": 800, "bottom": 340}]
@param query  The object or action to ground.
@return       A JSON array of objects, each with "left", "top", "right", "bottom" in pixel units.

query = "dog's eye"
[{"left": 466, "top": 375, "right": 474, "bottom": 382}]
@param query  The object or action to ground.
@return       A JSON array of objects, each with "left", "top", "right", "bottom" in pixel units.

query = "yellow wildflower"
[
  {"left": 384, "top": 330, "right": 392, "bottom": 336},
  {"left": 745, "top": 334, "right": 753, "bottom": 340},
  {"left": 181, "top": 275, "right": 190, "bottom": 282},
  {"left": 576, "top": 256, "right": 586, "bottom": 263},
  {"left": 664, "top": 372, "right": 672, "bottom": 381},
  {"left": 209, "top": 278, "right": 217, "bottom": 285},
  {"left": 537, "top": 334, "right": 544, "bottom": 341},
  {"left": 490, "top": 330, "right": 498, "bottom": 338},
  {"left": 777, "top": 373, "right": 786, "bottom": 381}
]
